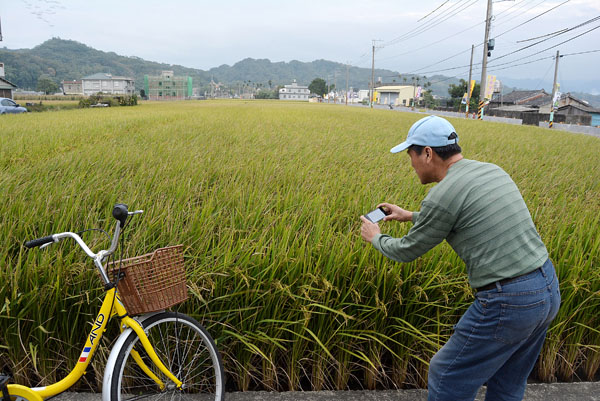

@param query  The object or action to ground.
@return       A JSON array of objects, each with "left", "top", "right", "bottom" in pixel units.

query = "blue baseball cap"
[{"left": 390, "top": 115, "right": 458, "bottom": 153}]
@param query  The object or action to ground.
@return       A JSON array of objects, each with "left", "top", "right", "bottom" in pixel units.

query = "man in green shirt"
[{"left": 360, "top": 115, "right": 560, "bottom": 401}]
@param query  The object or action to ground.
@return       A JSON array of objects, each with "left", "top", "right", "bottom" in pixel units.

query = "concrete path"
[{"left": 52, "top": 382, "right": 600, "bottom": 400}]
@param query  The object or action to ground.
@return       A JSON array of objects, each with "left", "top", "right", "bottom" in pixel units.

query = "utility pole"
[
  {"left": 371, "top": 43, "right": 375, "bottom": 108},
  {"left": 478, "top": 0, "right": 493, "bottom": 119},
  {"left": 345, "top": 62, "right": 349, "bottom": 106},
  {"left": 549, "top": 50, "right": 561, "bottom": 129},
  {"left": 327, "top": 75, "right": 330, "bottom": 103},
  {"left": 465, "top": 44, "right": 475, "bottom": 118},
  {"left": 334, "top": 71, "right": 337, "bottom": 103},
  {"left": 370, "top": 40, "right": 383, "bottom": 109},
  {"left": 412, "top": 77, "right": 416, "bottom": 108}
]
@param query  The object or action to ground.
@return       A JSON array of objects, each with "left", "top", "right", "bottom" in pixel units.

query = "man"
[{"left": 360, "top": 115, "right": 560, "bottom": 401}]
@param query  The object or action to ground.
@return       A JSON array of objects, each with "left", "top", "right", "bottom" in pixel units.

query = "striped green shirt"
[{"left": 371, "top": 159, "right": 548, "bottom": 289}]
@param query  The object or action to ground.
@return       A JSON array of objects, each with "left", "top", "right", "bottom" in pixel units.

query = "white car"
[{"left": 0, "top": 97, "right": 28, "bottom": 114}]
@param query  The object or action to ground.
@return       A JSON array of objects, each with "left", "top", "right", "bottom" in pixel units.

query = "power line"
[
  {"left": 489, "top": 18, "right": 600, "bottom": 63},
  {"left": 530, "top": 58, "right": 556, "bottom": 90},
  {"left": 407, "top": 16, "right": 599, "bottom": 75},
  {"left": 385, "top": 0, "right": 479, "bottom": 47},
  {"left": 517, "top": 27, "right": 570, "bottom": 43},
  {"left": 378, "top": 20, "right": 484, "bottom": 64},
  {"left": 465, "top": 48, "right": 599, "bottom": 78},
  {"left": 348, "top": 47, "right": 375, "bottom": 68},
  {"left": 494, "top": 0, "right": 541, "bottom": 19},
  {"left": 492, "top": 0, "right": 547, "bottom": 28},
  {"left": 562, "top": 49, "right": 600, "bottom": 57},
  {"left": 488, "top": 54, "right": 555, "bottom": 72},
  {"left": 400, "top": 0, "right": 568, "bottom": 75},
  {"left": 493, "top": 0, "right": 570, "bottom": 40},
  {"left": 407, "top": 47, "right": 477, "bottom": 74},
  {"left": 379, "top": 0, "right": 536, "bottom": 63},
  {"left": 425, "top": 47, "right": 600, "bottom": 88},
  {"left": 381, "top": 0, "right": 533, "bottom": 56},
  {"left": 418, "top": 0, "right": 451, "bottom": 22},
  {"left": 384, "top": 0, "right": 470, "bottom": 45},
  {"left": 403, "top": 0, "right": 480, "bottom": 43},
  {"left": 353, "top": 0, "right": 597, "bottom": 91}
]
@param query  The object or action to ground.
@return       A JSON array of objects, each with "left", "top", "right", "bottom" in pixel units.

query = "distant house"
[
  {"left": 144, "top": 71, "right": 192, "bottom": 100},
  {"left": 489, "top": 89, "right": 551, "bottom": 109},
  {"left": 489, "top": 90, "right": 600, "bottom": 127},
  {"left": 539, "top": 93, "right": 600, "bottom": 127},
  {"left": 375, "top": 85, "right": 418, "bottom": 106},
  {"left": 279, "top": 80, "right": 309, "bottom": 101},
  {"left": 0, "top": 63, "right": 17, "bottom": 98},
  {"left": 82, "top": 73, "right": 135, "bottom": 96},
  {"left": 62, "top": 80, "right": 83, "bottom": 95}
]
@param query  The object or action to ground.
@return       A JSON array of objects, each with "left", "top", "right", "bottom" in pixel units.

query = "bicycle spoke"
[{"left": 114, "top": 313, "right": 223, "bottom": 400}]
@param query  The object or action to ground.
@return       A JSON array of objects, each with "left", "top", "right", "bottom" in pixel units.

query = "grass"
[
  {"left": 22, "top": 100, "right": 80, "bottom": 112},
  {"left": 0, "top": 101, "right": 599, "bottom": 391}
]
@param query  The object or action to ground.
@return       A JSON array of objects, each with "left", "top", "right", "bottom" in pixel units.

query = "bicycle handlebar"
[
  {"left": 24, "top": 235, "right": 56, "bottom": 249},
  {"left": 113, "top": 203, "right": 129, "bottom": 228},
  {"left": 23, "top": 204, "right": 143, "bottom": 285},
  {"left": 24, "top": 204, "right": 143, "bottom": 258}
]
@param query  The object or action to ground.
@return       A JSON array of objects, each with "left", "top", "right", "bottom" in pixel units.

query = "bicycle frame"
[
  {"left": 3, "top": 288, "right": 182, "bottom": 400},
  {"left": 5, "top": 207, "right": 185, "bottom": 400}
]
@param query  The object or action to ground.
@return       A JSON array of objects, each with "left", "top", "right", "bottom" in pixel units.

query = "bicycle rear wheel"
[{"left": 109, "top": 311, "right": 225, "bottom": 401}]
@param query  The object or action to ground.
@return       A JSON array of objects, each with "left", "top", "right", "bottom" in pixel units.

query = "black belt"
[{"left": 475, "top": 267, "right": 542, "bottom": 292}]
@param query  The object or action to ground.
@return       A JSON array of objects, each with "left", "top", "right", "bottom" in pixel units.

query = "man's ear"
[{"left": 424, "top": 146, "right": 434, "bottom": 162}]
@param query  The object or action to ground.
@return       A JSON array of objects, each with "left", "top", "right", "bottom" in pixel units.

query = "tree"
[
  {"left": 256, "top": 89, "right": 278, "bottom": 99},
  {"left": 308, "top": 78, "right": 327, "bottom": 97},
  {"left": 448, "top": 79, "right": 480, "bottom": 110},
  {"left": 37, "top": 75, "right": 59, "bottom": 94},
  {"left": 422, "top": 90, "right": 438, "bottom": 109}
]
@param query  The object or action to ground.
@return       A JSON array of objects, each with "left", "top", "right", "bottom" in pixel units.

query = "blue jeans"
[{"left": 428, "top": 259, "right": 560, "bottom": 401}]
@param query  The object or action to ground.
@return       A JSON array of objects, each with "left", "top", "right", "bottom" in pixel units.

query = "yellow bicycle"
[{"left": 1, "top": 204, "right": 225, "bottom": 401}]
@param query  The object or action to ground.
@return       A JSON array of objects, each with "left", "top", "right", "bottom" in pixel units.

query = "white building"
[
  {"left": 279, "top": 80, "right": 309, "bottom": 101},
  {"left": 62, "top": 80, "right": 83, "bottom": 95},
  {"left": 357, "top": 89, "right": 370, "bottom": 102},
  {"left": 375, "top": 85, "right": 421, "bottom": 107},
  {"left": 0, "top": 62, "right": 18, "bottom": 99},
  {"left": 82, "top": 73, "right": 135, "bottom": 96}
]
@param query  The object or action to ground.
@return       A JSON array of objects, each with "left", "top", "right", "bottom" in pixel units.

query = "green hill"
[
  {"left": 0, "top": 38, "right": 210, "bottom": 92},
  {"left": 0, "top": 38, "right": 456, "bottom": 96}
]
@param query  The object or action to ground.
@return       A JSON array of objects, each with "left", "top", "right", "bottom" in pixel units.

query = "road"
[{"left": 52, "top": 382, "right": 600, "bottom": 400}]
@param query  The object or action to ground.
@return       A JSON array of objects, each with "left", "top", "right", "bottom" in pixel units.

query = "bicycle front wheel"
[{"left": 109, "top": 311, "right": 225, "bottom": 401}]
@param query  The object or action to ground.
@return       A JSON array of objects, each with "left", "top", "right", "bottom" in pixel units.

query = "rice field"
[{"left": 0, "top": 100, "right": 599, "bottom": 391}]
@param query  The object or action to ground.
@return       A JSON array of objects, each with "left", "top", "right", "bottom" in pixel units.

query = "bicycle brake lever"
[{"left": 40, "top": 238, "right": 59, "bottom": 249}]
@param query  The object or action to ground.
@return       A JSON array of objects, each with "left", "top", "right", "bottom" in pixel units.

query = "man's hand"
[
  {"left": 360, "top": 216, "right": 381, "bottom": 243},
  {"left": 377, "top": 203, "right": 413, "bottom": 222}
]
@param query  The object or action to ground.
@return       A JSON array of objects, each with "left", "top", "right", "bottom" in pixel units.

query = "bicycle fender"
[{"left": 101, "top": 313, "right": 162, "bottom": 401}]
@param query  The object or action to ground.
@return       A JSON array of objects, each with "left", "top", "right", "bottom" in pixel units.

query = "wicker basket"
[{"left": 107, "top": 245, "right": 188, "bottom": 315}]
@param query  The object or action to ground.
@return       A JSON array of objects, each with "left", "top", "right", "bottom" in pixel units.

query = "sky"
[{"left": 1, "top": 0, "right": 599, "bottom": 93}]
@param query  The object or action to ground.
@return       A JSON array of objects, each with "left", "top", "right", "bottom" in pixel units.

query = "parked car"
[{"left": 0, "top": 98, "right": 28, "bottom": 114}]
